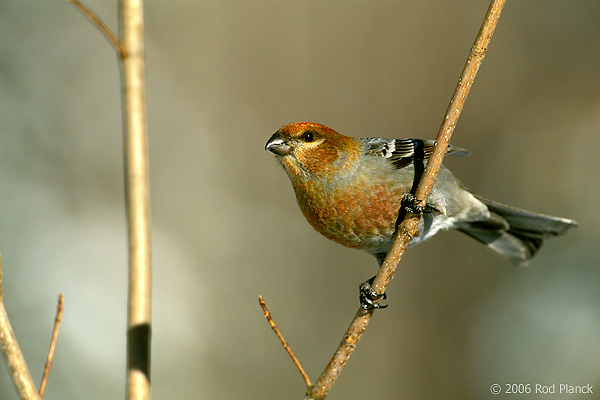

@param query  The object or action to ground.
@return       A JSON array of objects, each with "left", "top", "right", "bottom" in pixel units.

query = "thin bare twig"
[
  {"left": 309, "top": 1, "right": 507, "bottom": 398},
  {"left": 371, "top": 0, "right": 507, "bottom": 301},
  {"left": 259, "top": 295, "right": 312, "bottom": 388},
  {"left": 39, "top": 294, "right": 64, "bottom": 399},
  {"left": 67, "top": 0, "right": 128, "bottom": 57},
  {"left": 0, "top": 252, "right": 41, "bottom": 400}
]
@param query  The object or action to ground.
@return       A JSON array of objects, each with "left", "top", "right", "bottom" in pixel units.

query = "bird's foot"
[
  {"left": 402, "top": 193, "right": 438, "bottom": 215},
  {"left": 359, "top": 276, "right": 388, "bottom": 310}
]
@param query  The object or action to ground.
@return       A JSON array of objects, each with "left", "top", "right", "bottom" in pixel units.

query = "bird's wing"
[{"left": 361, "top": 138, "right": 469, "bottom": 169}]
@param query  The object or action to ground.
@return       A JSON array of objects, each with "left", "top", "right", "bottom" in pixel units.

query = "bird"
[{"left": 265, "top": 122, "right": 577, "bottom": 308}]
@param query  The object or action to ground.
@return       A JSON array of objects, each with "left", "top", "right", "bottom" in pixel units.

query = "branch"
[
  {"left": 309, "top": 1, "right": 507, "bottom": 398},
  {"left": 39, "top": 294, "right": 64, "bottom": 399},
  {"left": 121, "top": 1, "right": 152, "bottom": 400},
  {"left": 68, "top": 1, "right": 152, "bottom": 399},
  {"left": 259, "top": 295, "right": 312, "bottom": 389},
  {"left": 0, "top": 252, "right": 41, "bottom": 400}
]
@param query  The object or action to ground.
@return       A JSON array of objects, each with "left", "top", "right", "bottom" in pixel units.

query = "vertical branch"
[
  {"left": 309, "top": 1, "right": 506, "bottom": 398},
  {"left": 67, "top": 0, "right": 150, "bottom": 397},
  {"left": 0, "top": 253, "right": 41, "bottom": 400},
  {"left": 120, "top": 1, "right": 152, "bottom": 399}
]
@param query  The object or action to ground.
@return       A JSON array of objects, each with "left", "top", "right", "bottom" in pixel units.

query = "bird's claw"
[
  {"left": 359, "top": 277, "right": 388, "bottom": 310},
  {"left": 402, "top": 193, "right": 438, "bottom": 215}
]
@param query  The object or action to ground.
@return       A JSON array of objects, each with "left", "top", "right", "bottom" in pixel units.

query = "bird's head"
[{"left": 265, "top": 122, "right": 360, "bottom": 179}]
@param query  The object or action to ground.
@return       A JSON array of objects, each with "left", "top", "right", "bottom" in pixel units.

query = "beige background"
[{"left": 0, "top": 1, "right": 599, "bottom": 399}]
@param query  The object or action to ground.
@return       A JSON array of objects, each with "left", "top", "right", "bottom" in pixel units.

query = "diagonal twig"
[
  {"left": 259, "top": 295, "right": 312, "bottom": 389},
  {"left": 67, "top": 0, "right": 128, "bottom": 58},
  {"left": 308, "top": 1, "right": 507, "bottom": 398},
  {"left": 0, "top": 251, "right": 41, "bottom": 400},
  {"left": 39, "top": 294, "right": 64, "bottom": 399}
]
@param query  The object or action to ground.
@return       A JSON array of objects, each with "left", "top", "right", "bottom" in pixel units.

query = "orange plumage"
[{"left": 266, "top": 122, "right": 577, "bottom": 266}]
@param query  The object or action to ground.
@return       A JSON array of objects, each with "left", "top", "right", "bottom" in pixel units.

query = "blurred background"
[{"left": 1, "top": 1, "right": 599, "bottom": 399}]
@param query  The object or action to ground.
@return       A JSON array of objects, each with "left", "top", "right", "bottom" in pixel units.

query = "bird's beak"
[{"left": 265, "top": 133, "right": 292, "bottom": 156}]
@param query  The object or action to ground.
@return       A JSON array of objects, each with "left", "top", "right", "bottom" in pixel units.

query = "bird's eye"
[{"left": 303, "top": 131, "right": 314, "bottom": 142}]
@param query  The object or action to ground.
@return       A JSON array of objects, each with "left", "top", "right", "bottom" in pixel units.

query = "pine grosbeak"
[{"left": 265, "top": 122, "right": 577, "bottom": 306}]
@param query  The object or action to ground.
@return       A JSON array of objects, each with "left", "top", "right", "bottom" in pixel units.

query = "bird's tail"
[{"left": 456, "top": 195, "right": 577, "bottom": 266}]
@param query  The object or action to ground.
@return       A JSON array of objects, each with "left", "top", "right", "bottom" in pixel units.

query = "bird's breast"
[{"left": 294, "top": 175, "right": 405, "bottom": 250}]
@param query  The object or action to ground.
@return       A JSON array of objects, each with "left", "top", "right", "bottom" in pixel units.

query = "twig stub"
[{"left": 39, "top": 294, "right": 64, "bottom": 399}]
